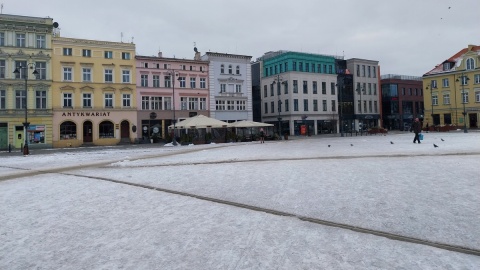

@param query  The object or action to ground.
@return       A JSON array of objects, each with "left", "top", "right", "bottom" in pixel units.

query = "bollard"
[{"left": 8, "top": 143, "right": 11, "bottom": 153}]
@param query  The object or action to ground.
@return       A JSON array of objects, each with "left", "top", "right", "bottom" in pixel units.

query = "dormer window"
[
  {"left": 466, "top": 58, "right": 475, "bottom": 70},
  {"left": 443, "top": 62, "right": 451, "bottom": 71}
]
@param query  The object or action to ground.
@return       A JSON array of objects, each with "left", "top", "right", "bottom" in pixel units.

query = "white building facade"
[{"left": 201, "top": 52, "right": 252, "bottom": 122}]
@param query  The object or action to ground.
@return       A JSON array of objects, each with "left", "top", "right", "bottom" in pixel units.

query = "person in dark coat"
[{"left": 412, "top": 118, "right": 422, "bottom": 143}]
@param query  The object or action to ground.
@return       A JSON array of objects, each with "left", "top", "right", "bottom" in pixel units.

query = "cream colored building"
[
  {"left": 423, "top": 44, "right": 480, "bottom": 129},
  {"left": 51, "top": 37, "right": 136, "bottom": 147},
  {"left": 0, "top": 14, "right": 53, "bottom": 150}
]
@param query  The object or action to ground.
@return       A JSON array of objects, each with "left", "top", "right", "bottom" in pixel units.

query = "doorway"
[
  {"left": 83, "top": 121, "right": 93, "bottom": 143},
  {"left": 120, "top": 120, "right": 130, "bottom": 139},
  {"left": 469, "top": 113, "right": 477, "bottom": 128}
]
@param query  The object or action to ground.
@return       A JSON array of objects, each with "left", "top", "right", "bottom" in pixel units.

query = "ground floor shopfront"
[
  {"left": 0, "top": 114, "right": 53, "bottom": 151},
  {"left": 52, "top": 110, "right": 137, "bottom": 148}
]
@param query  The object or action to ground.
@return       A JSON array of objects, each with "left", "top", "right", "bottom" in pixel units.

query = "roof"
[{"left": 423, "top": 44, "right": 480, "bottom": 77}]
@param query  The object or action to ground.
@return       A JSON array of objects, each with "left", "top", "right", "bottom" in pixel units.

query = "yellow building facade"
[
  {"left": 51, "top": 37, "right": 137, "bottom": 147},
  {"left": 0, "top": 14, "right": 54, "bottom": 150},
  {"left": 423, "top": 44, "right": 480, "bottom": 130}
]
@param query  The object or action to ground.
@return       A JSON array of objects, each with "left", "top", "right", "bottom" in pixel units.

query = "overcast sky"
[{"left": 4, "top": 0, "right": 479, "bottom": 76}]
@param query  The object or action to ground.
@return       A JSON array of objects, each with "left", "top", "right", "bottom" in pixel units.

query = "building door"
[
  {"left": 469, "top": 113, "right": 477, "bottom": 128},
  {"left": 0, "top": 126, "right": 7, "bottom": 150},
  {"left": 83, "top": 121, "right": 93, "bottom": 143},
  {"left": 120, "top": 120, "right": 130, "bottom": 139}
]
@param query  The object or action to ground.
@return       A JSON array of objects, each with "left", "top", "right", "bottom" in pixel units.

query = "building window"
[
  {"left": 369, "top": 100, "right": 372, "bottom": 112},
  {"left": 432, "top": 95, "right": 438, "bottom": 105},
  {"left": 303, "top": 81, "right": 308, "bottom": 94},
  {"left": 294, "top": 99, "right": 299, "bottom": 111},
  {"left": 356, "top": 65, "right": 360, "bottom": 77},
  {"left": 299, "top": 62, "right": 303, "bottom": 72},
  {"left": 122, "top": 70, "right": 131, "bottom": 83},
  {"left": 122, "top": 52, "right": 131, "bottom": 60},
  {"left": 475, "top": 91, "right": 480, "bottom": 102},
  {"left": 15, "top": 61, "right": 27, "bottom": 79},
  {"left": 374, "top": 101, "right": 378, "bottom": 113},
  {"left": 312, "top": 81, "right": 318, "bottom": 94},
  {"left": 236, "top": 84, "right": 242, "bottom": 93},
  {"left": 35, "top": 62, "right": 47, "bottom": 80},
  {"left": 236, "top": 65, "right": 240, "bottom": 75},
  {"left": 141, "top": 74, "right": 148, "bottom": 87},
  {"left": 104, "top": 51, "right": 113, "bottom": 59},
  {"left": 104, "top": 69, "right": 113, "bottom": 83},
  {"left": 293, "top": 62, "right": 297, "bottom": 71},
  {"left": 83, "top": 93, "right": 92, "bottom": 108},
  {"left": 362, "top": 65, "right": 366, "bottom": 77},
  {"left": 443, "top": 93, "right": 450, "bottom": 105},
  {"left": 228, "top": 65, "right": 233, "bottom": 74},
  {"left": 0, "top": 33, "right": 4, "bottom": 46},
  {"left": 284, "top": 81, "right": 288, "bottom": 94},
  {"left": 82, "top": 49, "right": 91, "bottom": 57},
  {"left": 303, "top": 99, "right": 308, "bottom": 111},
  {"left": 293, "top": 80, "right": 298, "bottom": 93},
  {"left": 153, "top": 75, "right": 160, "bottom": 87},
  {"left": 190, "top": 78, "right": 196, "bottom": 88},
  {"left": 372, "top": 66, "right": 376, "bottom": 78},
  {"left": 322, "top": 82, "right": 326, "bottom": 94},
  {"left": 331, "top": 100, "right": 336, "bottom": 111},
  {"left": 466, "top": 58, "right": 475, "bottom": 70},
  {"left": 151, "top": 96, "right": 162, "bottom": 110},
  {"left": 63, "top": 67, "right": 72, "bottom": 81},
  {"left": 263, "top": 85, "right": 267, "bottom": 97},
  {"left": 460, "top": 76, "right": 468, "bottom": 85},
  {"left": 63, "top": 48, "right": 72, "bottom": 56},
  {"left": 99, "top": 121, "right": 114, "bottom": 138},
  {"left": 164, "top": 76, "right": 171, "bottom": 88},
  {"left": 443, "top": 78, "right": 449, "bottom": 87},
  {"left": 63, "top": 93, "right": 73, "bottom": 108},
  {"left": 200, "top": 98, "right": 206, "bottom": 110},
  {"left": 179, "top": 77, "right": 186, "bottom": 88},
  {"left": 16, "top": 33, "right": 26, "bottom": 47},
  {"left": 200, "top": 78, "right": 206, "bottom": 88},
  {"left": 313, "top": 100, "right": 318, "bottom": 111},
  {"left": 358, "top": 100, "right": 362, "bottom": 112},
  {"left": 368, "top": 66, "right": 371, "bottom": 77},
  {"left": 331, "top": 82, "right": 336, "bottom": 95},
  {"left": 0, "top": 90, "right": 5, "bottom": 109},
  {"left": 270, "top": 101, "right": 274, "bottom": 113},
  {"left": 263, "top": 102, "right": 268, "bottom": 114},
  {"left": 220, "top": 64, "right": 225, "bottom": 74},
  {"left": 104, "top": 93, "right": 113, "bottom": 107},
  {"left": 60, "top": 121, "right": 77, "bottom": 140},
  {"left": 277, "top": 100, "right": 282, "bottom": 113},
  {"left": 431, "top": 80, "right": 437, "bottom": 88},
  {"left": 36, "top": 90, "right": 47, "bottom": 109},
  {"left": 36, "top": 35, "right": 46, "bottom": 48},
  {"left": 15, "top": 90, "right": 26, "bottom": 109},
  {"left": 220, "top": 84, "right": 226, "bottom": 93},
  {"left": 462, "top": 91, "right": 469, "bottom": 103},
  {"left": 322, "top": 100, "right": 327, "bottom": 111},
  {"left": 475, "top": 74, "right": 480, "bottom": 84},
  {"left": 142, "top": 96, "right": 150, "bottom": 110},
  {"left": 0, "top": 60, "right": 5, "bottom": 79},
  {"left": 83, "top": 68, "right": 92, "bottom": 82},
  {"left": 270, "top": 84, "right": 274, "bottom": 96},
  {"left": 285, "top": 99, "right": 289, "bottom": 112},
  {"left": 373, "top": 83, "right": 377, "bottom": 95},
  {"left": 122, "top": 94, "right": 131, "bottom": 107},
  {"left": 188, "top": 97, "right": 198, "bottom": 110}
]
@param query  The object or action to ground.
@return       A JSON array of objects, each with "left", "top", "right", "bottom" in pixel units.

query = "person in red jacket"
[{"left": 412, "top": 118, "right": 422, "bottom": 143}]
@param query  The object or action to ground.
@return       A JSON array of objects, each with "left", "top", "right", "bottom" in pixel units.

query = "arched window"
[
  {"left": 228, "top": 65, "right": 232, "bottom": 74},
  {"left": 60, "top": 121, "right": 77, "bottom": 140},
  {"left": 236, "top": 65, "right": 240, "bottom": 75},
  {"left": 466, "top": 58, "right": 475, "bottom": 70},
  {"left": 99, "top": 120, "right": 114, "bottom": 138},
  {"left": 220, "top": 64, "right": 225, "bottom": 74}
]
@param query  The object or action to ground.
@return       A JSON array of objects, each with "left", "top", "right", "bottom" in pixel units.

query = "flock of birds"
[{"left": 326, "top": 138, "right": 445, "bottom": 148}]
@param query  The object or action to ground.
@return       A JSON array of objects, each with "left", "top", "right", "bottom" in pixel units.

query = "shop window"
[
  {"left": 99, "top": 121, "right": 114, "bottom": 138},
  {"left": 60, "top": 121, "right": 77, "bottom": 140}
]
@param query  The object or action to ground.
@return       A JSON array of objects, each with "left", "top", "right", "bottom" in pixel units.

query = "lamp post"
[
  {"left": 168, "top": 69, "right": 179, "bottom": 145},
  {"left": 356, "top": 86, "right": 363, "bottom": 135},
  {"left": 456, "top": 73, "right": 469, "bottom": 133},
  {"left": 272, "top": 74, "right": 283, "bottom": 140},
  {"left": 425, "top": 82, "right": 436, "bottom": 128},
  {"left": 336, "top": 84, "right": 344, "bottom": 137},
  {"left": 13, "top": 63, "right": 38, "bottom": 156}
]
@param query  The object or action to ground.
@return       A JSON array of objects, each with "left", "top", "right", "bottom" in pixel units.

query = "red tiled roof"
[{"left": 423, "top": 45, "right": 480, "bottom": 77}]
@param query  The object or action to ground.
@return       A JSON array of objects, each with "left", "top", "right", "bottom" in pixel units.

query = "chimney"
[{"left": 158, "top": 51, "right": 162, "bottom": 58}]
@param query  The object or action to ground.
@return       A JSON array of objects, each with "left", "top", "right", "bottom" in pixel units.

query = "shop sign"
[{"left": 62, "top": 112, "right": 111, "bottom": 117}]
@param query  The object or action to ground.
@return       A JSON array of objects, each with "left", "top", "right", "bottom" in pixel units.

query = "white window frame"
[
  {"left": 122, "top": 70, "right": 131, "bottom": 83},
  {"left": 82, "top": 68, "right": 92, "bottom": 82},
  {"left": 63, "top": 67, "right": 73, "bottom": 81},
  {"left": 36, "top": 35, "right": 46, "bottom": 49},
  {"left": 63, "top": 92, "right": 73, "bottom": 108},
  {"left": 122, "top": 94, "right": 131, "bottom": 107},
  {"left": 200, "top": 78, "right": 206, "bottom": 88},
  {"left": 104, "top": 69, "right": 113, "bottom": 83},
  {"left": 83, "top": 93, "right": 92, "bottom": 108},
  {"left": 16, "top": 33, "right": 26, "bottom": 47},
  {"left": 104, "top": 93, "right": 114, "bottom": 108}
]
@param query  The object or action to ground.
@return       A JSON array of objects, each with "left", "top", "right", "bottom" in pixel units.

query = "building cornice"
[{"left": 53, "top": 37, "right": 135, "bottom": 50}]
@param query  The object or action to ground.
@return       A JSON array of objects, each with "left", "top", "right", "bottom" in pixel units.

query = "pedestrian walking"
[
  {"left": 259, "top": 128, "right": 265, "bottom": 144},
  {"left": 412, "top": 118, "right": 422, "bottom": 143}
]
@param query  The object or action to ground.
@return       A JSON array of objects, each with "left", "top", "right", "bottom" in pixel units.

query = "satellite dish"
[{"left": 53, "top": 22, "right": 59, "bottom": 28}]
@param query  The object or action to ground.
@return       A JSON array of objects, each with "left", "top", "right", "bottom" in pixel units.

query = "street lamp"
[
  {"left": 13, "top": 63, "right": 38, "bottom": 156},
  {"left": 425, "top": 82, "right": 436, "bottom": 127},
  {"left": 356, "top": 86, "right": 364, "bottom": 135},
  {"left": 336, "top": 83, "right": 344, "bottom": 137},
  {"left": 456, "top": 73, "right": 469, "bottom": 133},
  {"left": 168, "top": 69, "right": 179, "bottom": 145},
  {"left": 272, "top": 74, "right": 283, "bottom": 140}
]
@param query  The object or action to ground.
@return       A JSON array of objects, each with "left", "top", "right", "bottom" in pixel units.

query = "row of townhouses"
[{"left": 1, "top": 14, "right": 479, "bottom": 150}]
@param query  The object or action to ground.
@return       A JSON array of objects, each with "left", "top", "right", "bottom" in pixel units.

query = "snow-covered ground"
[{"left": 1, "top": 131, "right": 479, "bottom": 269}]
